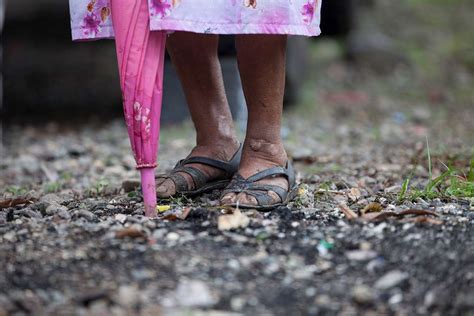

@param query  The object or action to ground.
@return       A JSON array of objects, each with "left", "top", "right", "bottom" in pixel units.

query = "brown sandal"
[
  {"left": 220, "top": 161, "right": 297, "bottom": 211},
  {"left": 156, "top": 144, "right": 243, "bottom": 197}
]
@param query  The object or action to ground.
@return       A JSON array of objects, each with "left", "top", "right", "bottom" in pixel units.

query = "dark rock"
[
  {"left": 75, "top": 210, "right": 98, "bottom": 222},
  {"left": 122, "top": 179, "right": 140, "bottom": 193}
]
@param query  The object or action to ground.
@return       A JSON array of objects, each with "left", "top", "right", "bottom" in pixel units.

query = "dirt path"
[{"left": 1, "top": 101, "right": 473, "bottom": 315}]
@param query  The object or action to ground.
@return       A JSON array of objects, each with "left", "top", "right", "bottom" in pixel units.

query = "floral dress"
[{"left": 69, "top": 0, "right": 322, "bottom": 41}]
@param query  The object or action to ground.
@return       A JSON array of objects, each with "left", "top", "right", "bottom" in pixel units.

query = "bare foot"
[
  {"left": 220, "top": 138, "right": 289, "bottom": 206},
  {"left": 156, "top": 139, "right": 240, "bottom": 198}
]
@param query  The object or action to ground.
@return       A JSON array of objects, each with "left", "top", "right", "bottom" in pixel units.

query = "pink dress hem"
[{"left": 69, "top": 0, "right": 322, "bottom": 41}]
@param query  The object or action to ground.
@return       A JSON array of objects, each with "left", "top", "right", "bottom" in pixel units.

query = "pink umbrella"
[{"left": 110, "top": 0, "right": 166, "bottom": 217}]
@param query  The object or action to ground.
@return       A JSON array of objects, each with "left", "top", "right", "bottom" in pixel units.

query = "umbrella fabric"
[
  {"left": 111, "top": 0, "right": 166, "bottom": 216},
  {"left": 70, "top": 0, "right": 322, "bottom": 41}
]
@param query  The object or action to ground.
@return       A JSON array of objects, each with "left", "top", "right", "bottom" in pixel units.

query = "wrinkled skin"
[{"left": 157, "top": 33, "right": 289, "bottom": 207}]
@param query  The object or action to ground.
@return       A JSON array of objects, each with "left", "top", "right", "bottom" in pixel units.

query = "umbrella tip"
[{"left": 140, "top": 168, "right": 157, "bottom": 217}]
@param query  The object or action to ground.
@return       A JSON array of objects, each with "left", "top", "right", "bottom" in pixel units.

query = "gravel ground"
[
  {"left": 2, "top": 2, "right": 474, "bottom": 314},
  {"left": 1, "top": 104, "right": 473, "bottom": 315}
]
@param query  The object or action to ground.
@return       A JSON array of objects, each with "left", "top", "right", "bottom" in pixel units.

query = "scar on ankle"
[{"left": 249, "top": 139, "right": 280, "bottom": 155}]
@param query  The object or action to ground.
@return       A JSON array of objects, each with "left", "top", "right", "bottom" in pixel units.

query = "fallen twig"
[
  {"left": 338, "top": 203, "right": 358, "bottom": 220},
  {"left": 338, "top": 203, "right": 442, "bottom": 224},
  {"left": 369, "top": 209, "right": 440, "bottom": 222},
  {"left": 115, "top": 227, "right": 146, "bottom": 239},
  {"left": 316, "top": 189, "right": 346, "bottom": 195},
  {"left": 0, "top": 197, "right": 36, "bottom": 209},
  {"left": 404, "top": 216, "right": 443, "bottom": 225}
]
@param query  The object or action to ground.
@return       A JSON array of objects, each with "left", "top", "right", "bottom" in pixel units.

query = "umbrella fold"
[{"left": 111, "top": 0, "right": 166, "bottom": 217}]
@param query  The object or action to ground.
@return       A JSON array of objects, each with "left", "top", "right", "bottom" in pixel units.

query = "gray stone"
[
  {"left": 166, "top": 232, "right": 180, "bottom": 241},
  {"left": 40, "top": 193, "right": 64, "bottom": 205},
  {"left": 230, "top": 296, "right": 246, "bottom": 311},
  {"left": 115, "top": 213, "right": 127, "bottom": 224},
  {"left": 115, "top": 285, "right": 140, "bottom": 308},
  {"left": 16, "top": 208, "right": 42, "bottom": 219},
  {"left": 351, "top": 285, "right": 375, "bottom": 304},
  {"left": 171, "top": 280, "right": 218, "bottom": 307},
  {"left": 424, "top": 290, "right": 436, "bottom": 307},
  {"left": 76, "top": 209, "right": 98, "bottom": 222},
  {"left": 345, "top": 250, "right": 377, "bottom": 261},
  {"left": 374, "top": 270, "right": 409, "bottom": 290},
  {"left": 389, "top": 292, "right": 403, "bottom": 305},
  {"left": 19, "top": 154, "right": 41, "bottom": 173},
  {"left": 3, "top": 231, "right": 16, "bottom": 242},
  {"left": 45, "top": 204, "right": 68, "bottom": 216},
  {"left": 57, "top": 209, "right": 71, "bottom": 220}
]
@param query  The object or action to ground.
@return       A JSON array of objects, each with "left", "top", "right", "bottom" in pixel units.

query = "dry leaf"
[
  {"left": 0, "top": 198, "right": 35, "bottom": 209},
  {"left": 179, "top": 207, "right": 192, "bottom": 220},
  {"left": 348, "top": 188, "right": 362, "bottom": 201},
  {"left": 115, "top": 227, "right": 146, "bottom": 239},
  {"left": 360, "top": 212, "right": 384, "bottom": 221},
  {"left": 369, "top": 211, "right": 398, "bottom": 222},
  {"left": 397, "top": 209, "right": 439, "bottom": 217},
  {"left": 369, "top": 209, "right": 440, "bottom": 222},
  {"left": 404, "top": 216, "right": 443, "bottom": 225},
  {"left": 160, "top": 207, "right": 192, "bottom": 221},
  {"left": 218, "top": 209, "right": 250, "bottom": 230},
  {"left": 338, "top": 204, "right": 358, "bottom": 220},
  {"left": 361, "top": 202, "right": 383, "bottom": 215}
]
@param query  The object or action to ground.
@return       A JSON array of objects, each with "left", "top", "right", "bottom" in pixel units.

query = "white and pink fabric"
[
  {"left": 69, "top": 0, "right": 322, "bottom": 216},
  {"left": 70, "top": 0, "right": 322, "bottom": 41}
]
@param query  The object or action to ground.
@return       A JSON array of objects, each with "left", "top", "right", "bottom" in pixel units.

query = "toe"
[
  {"left": 235, "top": 191, "right": 281, "bottom": 207},
  {"left": 220, "top": 193, "right": 238, "bottom": 205},
  {"left": 156, "top": 179, "right": 177, "bottom": 198},
  {"left": 155, "top": 177, "right": 167, "bottom": 186},
  {"left": 234, "top": 192, "right": 258, "bottom": 206}
]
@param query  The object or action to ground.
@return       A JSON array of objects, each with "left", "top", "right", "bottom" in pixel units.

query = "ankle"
[
  {"left": 242, "top": 137, "right": 287, "bottom": 166},
  {"left": 197, "top": 135, "right": 239, "bottom": 148},
  {"left": 193, "top": 136, "right": 240, "bottom": 160}
]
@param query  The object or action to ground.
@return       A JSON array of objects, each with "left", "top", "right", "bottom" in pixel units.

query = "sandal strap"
[
  {"left": 245, "top": 190, "right": 276, "bottom": 206},
  {"left": 174, "top": 166, "right": 208, "bottom": 189},
  {"left": 246, "top": 166, "right": 288, "bottom": 183},
  {"left": 222, "top": 182, "right": 289, "bottom": 203},
  {"left": 159, "top": 143, "right": 243, "bottom": 192},
  {"left": 247, "top": 183, "right": 288, "bottom": 202},
  {"left": 221, "top": 161, "right": 296, "bottom": 205},
  {"left": 175, "top": 143, "right": 242, "bottom": 177},
  {"left": 245, "top": 161, "right": 295, "bottom": 187},
  {"left": 169, "top": 173, "right": 190, "bottom": 192},
  {"left": 182, "top": 157, "right": 235, "bottom": 177}
]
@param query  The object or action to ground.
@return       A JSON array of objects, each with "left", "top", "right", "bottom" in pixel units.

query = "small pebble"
[
  {"left": 115, "top": 214, "right": 127, "bottom": 223},
  {"left": 45, "top": 204, "right": 68, "bottom": 216},
  {"left": 351, "top": 285, "right": 375, "bottom": 304},
  {"left": 76, "top": 210, "right": 98, "bottom": 222},
  {"left": 166, "top": 232, "right": 180, "bottom": 241},
  {"left": 374, "top": 270, "right": 408, "bottom": 290},
  {"left": 345, "top": 250, "right": 377, "bottom": 261}
]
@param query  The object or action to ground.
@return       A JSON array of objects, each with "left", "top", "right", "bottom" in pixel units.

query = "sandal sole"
[
  {"left": 221, "top": 185, "right": 298, "bottom": 211},
  {"left": 177, "top": 179, "right": 231, "bottom": 197}
]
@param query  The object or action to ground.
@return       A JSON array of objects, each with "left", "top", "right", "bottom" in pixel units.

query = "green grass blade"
[
  {"left": 426, "top": 136, "right": 432, "bottom": 182},
  {"left": 398, "top": 177, "right": 410, "bottom": 202},
  {"left": 426, "top": 169, "right": 454, "bottom": 193},
  {"left": 468, "top": 157, "right": 474, "bottom": 182}
]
